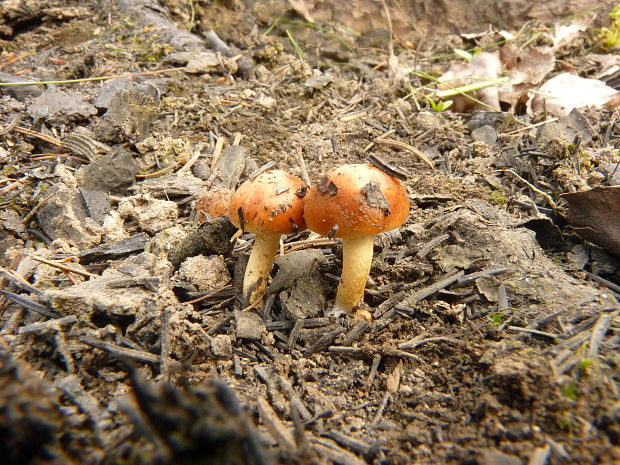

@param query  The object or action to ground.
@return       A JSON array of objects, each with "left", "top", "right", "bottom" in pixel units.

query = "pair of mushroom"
[{"left": 228, "top": 164, "right": 410, "bottom": 316}]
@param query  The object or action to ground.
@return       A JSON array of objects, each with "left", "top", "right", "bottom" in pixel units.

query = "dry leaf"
[
  {"left": 287, "top": 0, "right": 315, "bottom": 23},
  {"left": 550, "top": 20, "right": 591, "bottom": 49},
  {"left": 562, "top": 186, "right": 620, "bottom": 258},
  {"left": 531, "top": 72, "right": 619, "bottom": 117},
  {"left": 438, "top": 52, "right": 502, "bottom": 112},
  {"left": 498, "top": 44, "right": 555, "bottom": 112},
  {"left": 386, "top": 360, "right": 403, "bottom": 393}
]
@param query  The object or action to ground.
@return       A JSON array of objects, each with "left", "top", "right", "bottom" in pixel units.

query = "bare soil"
[{"left": 1, "top": 1, "right": 619, "bottom": 465}]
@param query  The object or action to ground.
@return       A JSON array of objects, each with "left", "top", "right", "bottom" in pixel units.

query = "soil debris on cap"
[{"left": 362, "top": 181, "right": 391, "bottom": 215}]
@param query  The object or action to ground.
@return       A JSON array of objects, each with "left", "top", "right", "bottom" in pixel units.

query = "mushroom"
[
  {"left": 304, "top": 164, "right": 410, "bottom": 314},
  {"left": 228, "top": 170, "right": 307, "bottom": 302},
  {"left": 196, "top": 188, "right": 233, "bottom": 222}
]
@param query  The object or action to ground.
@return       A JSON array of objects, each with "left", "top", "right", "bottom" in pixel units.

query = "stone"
[
  {"left": 95, "top": 77, "right": 161, "bottom": 109},
  {"left": 471, "top": 125, "right": 498, "bottom": 145},
  {"left": 211, "top": 335, "right": 232, "bottom": 359},
  {"left": 36, "top": 186, "right": 102, "bottom": 248},
  {"left": 177, "top": 255, "right": 231, "bottom": 291},
  {"left": 117, "top": 194, "right": 178, "bottom": 234},
  {"left": 478, "top": 449, "right": 522, "bottom": 465},
  {"left": 0, "top": 72, "right": 42, "bottom": 100},
  {"left": 235, "top": 310, "right": 266, "bottom": 341},
  {"left": 28, "top": 87, "right": 97, "bottom": 124},
  {"left": 76, "top": 149, "right": 137, "bottom": 193},
  {"left": 166, "top": 51, "right": 219, "bottom": 73}
]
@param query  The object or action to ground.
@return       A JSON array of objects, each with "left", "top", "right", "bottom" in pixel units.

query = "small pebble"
[
  {"left": 211, "top": 335, "right": 232, "bottom": 358},
  {"left": 471, "top": 125, "right": 498, "bottom": 145},
  {"left": 235, "top": 310, "right": 266, "bottom": 340}
]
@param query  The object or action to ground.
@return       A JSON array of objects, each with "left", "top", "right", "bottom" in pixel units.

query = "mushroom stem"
[
  {"left": 244, "top": 231, "right": 281, "bottom": 301},
  {"left": 335, "top": 235, "right": 375, "bottom": 313}
]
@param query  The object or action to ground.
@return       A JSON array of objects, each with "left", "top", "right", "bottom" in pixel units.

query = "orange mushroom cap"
[
  {"left": 196, "top": 188, "right": 233, "bottom": 222},
  {"left": 304, "top": 164, "right": 410, "bottom": 238},
  {"left": 228, "top": 170, "right": 307, "bottom": 235}
]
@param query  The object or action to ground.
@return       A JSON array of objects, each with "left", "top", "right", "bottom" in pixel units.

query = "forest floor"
[{"left": 0, "top": 1, "right": 619, "bottom": 464}]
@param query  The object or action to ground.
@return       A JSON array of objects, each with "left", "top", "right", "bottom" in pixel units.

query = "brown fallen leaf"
[
  {"left": 562, "top": 185, "right": 620, "bottom": 258},
  {"left": 437, "top": 52, "right": 502, "bottom": 112},
  {"left": 498, "top": 44, "right": 555, "bottom": 112},
  {"left": 287, "top": 0, "right": 315, "bottom": 23},
  {"left": 532, "top": 72, "right": 620, "bottom": 117}
]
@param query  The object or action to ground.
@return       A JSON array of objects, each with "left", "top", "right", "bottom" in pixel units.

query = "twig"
[
  {"left": 0, "top": 307, "right": 25, "bottom": 335},
  {"left": 587, "top": 311, "right": 614, "bottom": 358},
  {"left": 209, "top": 135, "right": 226, "bottom": 173},
  {"left": 18, "top": 315, "right": 77, "bottom": 335},
  {"left": 0, "top": 267, "right": 41, "bottom": 294},
  {"left": 29, "top": 255, "right": 98, "bottom": 278},
  {"left": 54, "top": 375, "right": 108, "bottom": 444},
  {"left": 373, "top": 290, "right": 406, "bottom": 320},
  {"left": 405, "top": 270, "right": 465, "bottom": 305},
  {"left": 207, "top": 315, "right": 234, "bottom": 336},
  {"left": 296, "top": 146, "right": 311, "bottom": 186},
  {"left": 283, "top": 237, "right": 336, "bottom": 254},
  {"left": 342, "top": 320, "right": 370, "bottom": 346},
  {"left": 0, "top": 67, "right": 186, "bottom": 87},
  {"left": 584, "top": 271, "right": 620, "bottom": 295},
  {"left": 160, "top": 307, "right": 172, "bottom": 379},
  {"left": 266, "top": 317, "right": 331, "bottom": 331},
  {"left": 13, "top": 126, "right": 62, "bottom": 146},
  {"left": 0, "top": 176, "right": 29, "bottom": 195},
  {"left": 257, "top": 396, "right": 297, "bottom": 451},
  {"left": 232, "top": 132, "right": 242, "bottom": 145},
  {"left": 367, "top": 354, "right": 381, "bottom": 386},
  {"left": 0, "top": 52, "right": 32, "bottom": 71},
  {"left": 277, "top": 375, "right": 313, "bottom": 421},
  {"left": 373, "top": 137, "right": 435, "bottom": 170},
  {"left": 370, "top": 392, "right": 390, "bottom": 425},
  {"left": 176, "top": 148, "right": 204, "bottom": 175},
  {"left": 324, "top": 430, "right": 374, "bottom": 456},
  {"left": 328, "top": 346, "right": 369, "bottom": 357},
  {"left": 183, "top": 285, "right": 232, "bottom": 304},
  {"left": 506, "top": 118, "right": 559, "bottom": 135},
  {"left": 287, "top": 318, "right": 304, "bottom": 349},
  {"left": 495, "top": 169, "right": 559, "bottom": 210},
  {"left": 79, "top": 336, "right": 162, "bottom": 365},
  {"left": 364, "top": 129, "right": 396, "bottom": 152},
  {"left": 506, "top": 326, "right": 558, "bottom": 341},
  {"left": 54, "top": 330, "right": 75, "bottom": 373},
  {"left": 398, "top": 336, "right": 464, "bottom": 351},
  {"left": 240, "top": 290, "right": 267, "bottom": 311},
  {"left": 304, "top": 326, "right": 345, "bottom": 355},
  {"left": 21, "top": 190, "right": 59, "bottom": 225},
  {"left": 0, "top": 115, "right": 19, "bottom": 135},
  {"left": 416, "top": 233, "right": 449, "bottom": 259},
  {"left": 248, "top": 161, "right": 277, "bottom": 181},
  {"left": 303, "top": 409, "right": 333, "bottom": 427},
  {"left": 311, "top": 437, "right": 367, "bottom": 465},
  {"left": 458, "top": 267, "right": 508, "bottom": 286},
  {"left": 291, "top": 405, "right": 308, "bottom": 450},
  {"left": 603, "top": 110, "right": 619, "bottom": 146},
  {"left": 135, "top": 164, "right": 176, "bottom": 179},
  {"left": 0, "top": 290, "right": 59, "bottom": 318}
]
